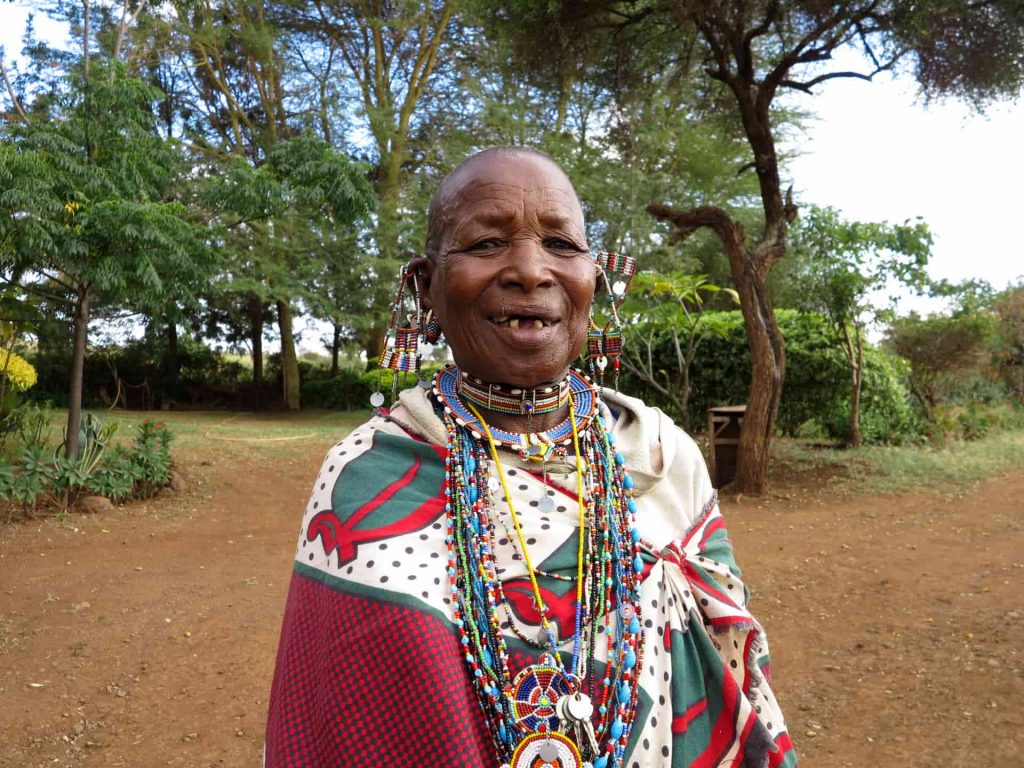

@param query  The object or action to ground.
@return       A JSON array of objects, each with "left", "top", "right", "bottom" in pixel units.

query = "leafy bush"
[
  {"left": 302, "top": 364, "right": 445, "bottom": 410},
  {"left": 0, "top": 415, "right": 175, "bottom": 516},
  {"left": 621, "top": 309, "right": 921, "bottom": 444},
  {"left": 301, "top": 369, "right": 369, "bottom": 410},
  {"left": 131, "top": 419, "right": 173, "bottom": 498}
]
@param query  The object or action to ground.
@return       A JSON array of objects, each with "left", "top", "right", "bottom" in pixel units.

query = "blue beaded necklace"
[{"left": 439, "top": 367, "right": 646, "bottom": 768}]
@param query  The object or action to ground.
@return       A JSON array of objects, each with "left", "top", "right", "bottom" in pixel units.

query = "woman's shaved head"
[{"left": 423, "top": 146, "right": 580, "bottom": 261}]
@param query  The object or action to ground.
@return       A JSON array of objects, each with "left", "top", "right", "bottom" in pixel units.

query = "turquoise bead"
[
  {"left": 469, "top": 486, "right": 478, "bottom": 503},
  {"left": 614, "top": 452, "right": 625, "bottom": 465},
  {"left": 618, "top": 681, "right": 630, "bottom": 703},
  {"left": 594, "top": 758, "right": 608, "bottom": 768},
  {"left": 483, "top": 648, "right": 493, "bottom": 667},
  {"left": 623, "top": 474, "right": 634, "bottom": 489},
  {"left": 629, "top": 526, "right": 640, "bottom": 542},
  {"left": 633, "top": 554, "right": 644, "bottom": 573},
  {"left": 624, "top": 650, "right": 637, "bottom": 669},
  {"left": 627, "top": 498, "right": 637, "bottom": 514},
  {"left": 610, "top": 717, "right": 624, "bottom": 739},
  {"left": 629, "top": 616, "right": 640, "bottom": 634}
]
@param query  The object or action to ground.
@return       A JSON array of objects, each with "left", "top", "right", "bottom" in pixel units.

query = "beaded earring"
[
  {"left": 371, "top": 262, "right": 423, "bottom": 408},
  {"left": 423, "top": 308, "right": 443, "bottom": 344},
  {"left": 587, "top": 251, "right": 636, "bottom": 389}
]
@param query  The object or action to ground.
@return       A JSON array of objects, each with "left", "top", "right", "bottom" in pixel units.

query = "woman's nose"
[{"left": 499, "top": 238, "right": 555, "bottom": 292}]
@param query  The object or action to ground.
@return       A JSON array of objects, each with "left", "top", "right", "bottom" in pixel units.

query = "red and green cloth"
[{"left": 265, "top": 389, "right": 798, "bottom": 767}]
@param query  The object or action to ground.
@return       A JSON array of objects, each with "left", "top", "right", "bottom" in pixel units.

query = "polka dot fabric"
[{"left": 266, "top": 399, "right": 798, "bottom": 767}]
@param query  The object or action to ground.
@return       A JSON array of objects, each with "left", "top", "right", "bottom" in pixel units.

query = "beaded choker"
[
  {"left": 459, "top": 371, "right": 572, "bottom": 417},
  {"left": 433, "top": 365, "right": 597, "bottom": 460}
]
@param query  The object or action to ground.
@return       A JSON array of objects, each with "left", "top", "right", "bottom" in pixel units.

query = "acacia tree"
[
  {"left": 789, "top": 206, "right": 931, "bottom": 446},
  {"left": 289, "top": 0, "right": 463, "bottom": 361},
  {"left": 162, "top": 0, "right": 313, "bottom": 407},
  {"left": 620, "top": 0, "right": 1024, "bottom": 491},
  {"left": 0, "top": 61, "right": 206, "bottom": 457}
]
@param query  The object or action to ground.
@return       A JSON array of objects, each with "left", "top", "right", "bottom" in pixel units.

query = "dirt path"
[{"left": 1, "top": 438, "right": 1021, "bottom": 767}]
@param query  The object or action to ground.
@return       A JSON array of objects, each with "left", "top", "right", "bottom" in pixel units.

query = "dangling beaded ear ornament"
[
  {"left": 423, "top": 308, "right": 443, "bottom": 344},
  {"left": 371, "top": 262, "right": 423, "bottom": 409},
  {"left": 588, "top": 252, "right": 636, "bottom": 389}
]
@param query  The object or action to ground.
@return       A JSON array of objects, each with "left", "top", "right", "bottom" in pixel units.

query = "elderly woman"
[{"left": 265, "top": 147, "right": 797, "bottom": 768}]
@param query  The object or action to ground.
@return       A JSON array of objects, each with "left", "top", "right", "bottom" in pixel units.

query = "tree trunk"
[
  {"left": 277, "top": 298, "right": 300, "bottom": 410},
  {"left": 249, "top": 293, "right": 264, "bottom": 393},
  {"left": 164, "top": 318, "right": 179, "bottom": 407},
  {"left": 646, "top": 204, "right": 787, "bottom": 494},
  {"left": 330, "top": 323, "right": 341, "bottom": 378},
  {"left": 65, "top": 287, "right": 91, "bottom": 459},
  {"left": 846, "top": 324, "right": 864, "bottom": 448},
  {"left": 364, "top": 325, "right": 386, "bottom": 371},
  {"left": 730, "top": 251, "right": 785, "bottom": 493}
]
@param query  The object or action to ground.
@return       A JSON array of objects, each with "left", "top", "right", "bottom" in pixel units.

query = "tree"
[
  {"left": 203, "top": 134, "right": 374, "bottom": 407},
  {"left": 789, "top": 206, "right": 931, "bottom": 445},
  {"left": 993, "top": 285, "right": 1024, "bottom": 401},
  {"left": 0, "top": 61, "right": 207, "bottom": 457},
  {"left": 290, "top": 0, "right": 464, "bottom": 361},
  {"left": 620, "top": 272, "right": 738, "bottom": 430},
  {"left": 573, "top": 0, "right": 1024, "bottom": 492}
]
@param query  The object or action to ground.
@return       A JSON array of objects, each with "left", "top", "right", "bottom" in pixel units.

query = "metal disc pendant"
[
  {"left": 537, "top": 495, "right": 555, "bottom": 514},
  {"left": 369, "top": 391, "right": 385, "bottom": 407},
  {"left": 510, "top": 732, "right": 582, "bottom": 768},
  {"left": 539, "top": 741, "right": 560, "bottom": 762},
  {"left": 612, "top": 279, "right": 627, "bottom": 296}
]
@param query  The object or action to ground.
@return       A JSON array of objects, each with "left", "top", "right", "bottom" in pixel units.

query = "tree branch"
[
  {"left": 0, "top": 48, "right": 27, "bottom": 122},
  {"left": 646, "top": 203, "right": 741, "bottom": 246},
  {"left": 779, "top": 69, "right": 881, "bottom": 93}
]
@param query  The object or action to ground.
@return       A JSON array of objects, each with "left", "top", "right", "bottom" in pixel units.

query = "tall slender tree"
[{"left": 0, "top": 60, "right": 207, "bottom": 457}]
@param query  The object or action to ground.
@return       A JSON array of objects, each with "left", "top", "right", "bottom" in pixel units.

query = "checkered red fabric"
[{"left": 265, "top": 570, "right": 493, "bottom": 767}]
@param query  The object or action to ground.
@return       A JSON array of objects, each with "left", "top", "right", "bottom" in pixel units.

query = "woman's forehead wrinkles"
[{"left": 444, "top": 182, "right": 581, "bottom": 230}]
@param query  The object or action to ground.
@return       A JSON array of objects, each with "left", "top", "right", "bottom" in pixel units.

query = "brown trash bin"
[{"left": 707, "top": 405, "right": 746, "bottom": 489}]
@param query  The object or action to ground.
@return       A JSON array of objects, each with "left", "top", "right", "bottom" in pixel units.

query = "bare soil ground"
[{"left": 1, "top": 415, "right": 1021, "bottom": 767}]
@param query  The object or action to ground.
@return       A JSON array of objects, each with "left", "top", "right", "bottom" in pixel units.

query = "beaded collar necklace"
[
  {"left": 438, "top": 366, "right": 646, "bottom": 768},
  {"left": 433, "top": 365, "right": 597, "bottom": 460},
  {"left": 459, "top": 371, "right": 572, "bottom": 417}
]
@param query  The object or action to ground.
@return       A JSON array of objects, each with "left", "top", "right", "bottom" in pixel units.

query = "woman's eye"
[
  {"left": 465, "top": 238, "right": 503, "bottom": 252},
  {"left": 545, "top": 238, "right": 582, "bottom": 253}
]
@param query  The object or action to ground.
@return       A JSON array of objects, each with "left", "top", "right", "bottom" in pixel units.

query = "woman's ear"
[{"left": 409, "top": 255, "right": 434, "bottom": 311}]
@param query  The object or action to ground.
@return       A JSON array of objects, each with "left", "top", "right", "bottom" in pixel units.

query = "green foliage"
[
  {"left": 301, "top": 371, "right": 369, "bottom": 411},
  {"left": 993, "top": 285, "right": 1024, "bottom": 400},
  {"left": 0, "top": 414, "right": 174, "bottom": 514},
  {"left": 884, "top": 310, "right": 996, "bottom": 413},
  {"left": 623, "top": 309, "right": 919, "bottom": 444},
  {"left": 130, "top": 419, "right": 172, "bottom": 499}
]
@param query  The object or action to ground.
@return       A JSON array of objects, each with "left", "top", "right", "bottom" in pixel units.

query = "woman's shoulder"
[
  {"left": 600, "top": 388, "right": 714, "bottom": 525},
  {"left": 599, "top": 389, "right": 707, "bottom": 472}
]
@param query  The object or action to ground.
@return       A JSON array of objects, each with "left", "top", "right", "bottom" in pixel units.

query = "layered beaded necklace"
[{"left": 437, "top": 365, "right": 646, "bottom": 768}]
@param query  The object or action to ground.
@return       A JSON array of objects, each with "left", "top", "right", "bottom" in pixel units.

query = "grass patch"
[
  {"left": 770, "top": 428, "right": 1024, "bottom": 496},
  {"left": 32, "top": 408, "right": 372, "bottom": 461}
]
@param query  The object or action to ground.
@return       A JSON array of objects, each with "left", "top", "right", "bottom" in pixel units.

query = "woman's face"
[{"left": 423, "top": 153, "right": 595, "bottom": 387}]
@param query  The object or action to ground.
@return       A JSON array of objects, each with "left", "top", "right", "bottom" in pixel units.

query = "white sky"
[
  {"left": 785, "top": 51, "right": 1024, "bottom": 303},
  {"left": 2, "top": 2, "right": 1021, "bottom": 330}
]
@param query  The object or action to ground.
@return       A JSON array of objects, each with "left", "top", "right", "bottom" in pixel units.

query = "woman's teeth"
[{"left": 492, "top": 316, "right": 548, "bottom": 329}]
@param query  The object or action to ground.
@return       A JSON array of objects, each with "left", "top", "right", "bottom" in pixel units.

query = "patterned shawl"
[{"left": 265, "top": 387, "right": 798, "bottom": 768}]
